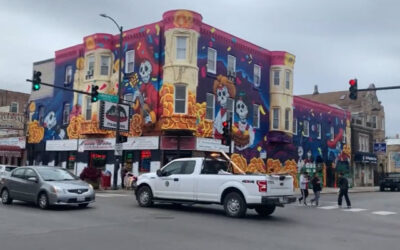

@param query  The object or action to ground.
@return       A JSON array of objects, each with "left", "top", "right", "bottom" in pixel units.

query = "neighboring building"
[
  {"left": 386, "top": 138, "right": 400, "bottom": 173},
  {"left": 301, "top": 85, "right": 385, "bottom": 186},
  {"left": 27, "top": 10, "right": 350, "bottom": 187},
  {"left": 0, "top": 89, "right": 30, "bottom": 165}
]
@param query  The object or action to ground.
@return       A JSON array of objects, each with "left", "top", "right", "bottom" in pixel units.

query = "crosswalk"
[{"left": 315, "top": 205, "right": 398, "bottom": 216}]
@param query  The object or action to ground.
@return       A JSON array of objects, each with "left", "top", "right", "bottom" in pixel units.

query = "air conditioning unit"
[{"left": 85, "top": 69, "right": 94, "bottom": 80}]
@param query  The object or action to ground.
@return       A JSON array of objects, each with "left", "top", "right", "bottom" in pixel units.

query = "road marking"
[
  {"left": 96, "top": 194, "right": 130, "bottom": 198},
  {"left": 342, "top": 208, "right": 367, "bottom": 212},
  {"left": 371, "top": 211, "right": 397, "bottom": 216},
  {"left": 318, "top": 206, "right": 338, "bottom": 210}
]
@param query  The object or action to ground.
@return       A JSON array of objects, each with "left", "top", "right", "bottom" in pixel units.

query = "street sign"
[
  {"left": 98, "top": 93, "right": 118, "bottom": 103},
  {"left": 115, "top": 143, "right": 123, "bottom": 156},
  {"left": 373, "top": 143, "right": 386, "bottom": 153}
]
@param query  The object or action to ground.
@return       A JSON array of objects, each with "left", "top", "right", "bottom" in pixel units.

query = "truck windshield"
[{"left": 202, "top": 160, "right": 229, "bottom": 174}]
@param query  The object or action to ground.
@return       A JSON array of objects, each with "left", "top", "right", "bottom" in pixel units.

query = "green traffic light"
[
  {"left": 91, "top": 96, "right": 98, "bottom": 102},
  {"left": 33, "top": 83, "right": 41, "bottom": 91}
]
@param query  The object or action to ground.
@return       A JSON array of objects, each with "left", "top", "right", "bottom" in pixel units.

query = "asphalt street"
[{"left": 0, "top": 191, "right": 399, "bottom": 250}]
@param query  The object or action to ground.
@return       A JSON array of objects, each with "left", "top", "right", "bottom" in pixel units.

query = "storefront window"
[
  {"left": 140, "top": 150, "right": 151, "bottom": 173},
  {"left": 90, "top": 152, "right": 106, "bottom": 169},
  {"left": 67, "top": 152, "right": 76, "bottom": 170}
]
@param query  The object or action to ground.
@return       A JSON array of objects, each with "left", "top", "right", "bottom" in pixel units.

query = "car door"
[
  {"left": 21, "top": 168, "right": 41, "bottom": 202},
  {"left": 171, "top": 160, "right": 196, "bottom": 201},
  {"left": 8, "top": 168, "right": 26, "bottom": 200},
  {"left": 153, "top": 161, "right": 184, "bottom": 199}
]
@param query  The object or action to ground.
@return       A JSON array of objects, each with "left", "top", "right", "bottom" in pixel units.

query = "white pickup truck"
[{"left": 134, "top": 156, "right": 296, "bottom": 217}]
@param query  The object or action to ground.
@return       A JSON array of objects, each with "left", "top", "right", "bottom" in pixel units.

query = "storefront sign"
[
  {"left": 0, "top": 112, "right": 25, "bottom": 130},
  {"left": 160, "top": 136, "right": 196, "bottom": 150},
  {"left": 46, "top": 139, "right": 78, "bottom": 151},
  {"left": 78, "top": 138, "right": 115, "bottom": 151},
  {"left": 125, "top": 136, "right": 159, "bottom": 150},
  {"left": 354, "top": 152, "right": 377, "bottom": 164},
  {"left": 99, "top": 101, "right": 130, "bottom": 132},
  {"left": 0, "top": 137, "right": 26, "bottom": 149},
  {"left": 196, "top": 137, "right": 229, "bottom": 153}
]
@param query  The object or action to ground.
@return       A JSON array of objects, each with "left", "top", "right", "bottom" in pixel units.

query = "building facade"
[
  {"left": 28, "top": 10, "right": 350, "bottom": 186},
  {"left": 301, "top": 85, "right": 385, "bottom": 186},
  {"left": 386, "top": 138, "right": 400, "bottom": 173}
]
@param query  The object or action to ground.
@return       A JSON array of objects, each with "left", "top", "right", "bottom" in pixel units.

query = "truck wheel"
[
  {"left": 255, "top": 205, "right": 276, "bottom": 216},
  {"left": 137, "top": 186, "right": 153, "bottom": 207},
  {"left": 223, "top": 192, "right": 246, "bottom": 218}
]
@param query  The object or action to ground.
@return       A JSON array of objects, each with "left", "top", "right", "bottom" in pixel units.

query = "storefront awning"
[
  {"left": 354, "top": 152, "right": 377, "bottom": 164},
  {"left": 0, "top": 145, "right": 22, "bottom": 157}
]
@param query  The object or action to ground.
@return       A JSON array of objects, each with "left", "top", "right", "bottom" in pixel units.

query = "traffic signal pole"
[
  {"left": 26, "top": 79, "right": 92, "bottom": 96},
  {"left": 357, "top": 85, "right": 400, "bottom": 92}
]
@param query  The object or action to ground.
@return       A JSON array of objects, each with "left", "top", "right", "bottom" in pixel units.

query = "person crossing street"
[{"left": 338, "top": 172, "right": 351, "bottom": 208}]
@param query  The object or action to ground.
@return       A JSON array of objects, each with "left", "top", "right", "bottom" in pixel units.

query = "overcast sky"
[{"left": 1, "top": 0, "right": 399, "bottom": 137}]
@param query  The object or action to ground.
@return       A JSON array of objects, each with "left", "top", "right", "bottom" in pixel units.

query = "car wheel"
[
  {"left": 78, "top": 203, "right": 89, "bottom": 208},
  {"left": 255, "top": 205, "right": 276, "bottom": 216},
  {"left": 137, "top": 186, "right": 153, "bottom": 207},
  {"left": 38, "top": 193, "right": 49, "bottom": 210},
  {"left": 223, "top": 192, "right": 247, "bottom": 218},
  {"left": 1, "top": 189, "right": 12, "bottom": 205}
]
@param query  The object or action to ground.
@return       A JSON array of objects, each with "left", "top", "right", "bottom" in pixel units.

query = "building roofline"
[{"left": 33, "top": 58, "right": 54, "bottom": 66}]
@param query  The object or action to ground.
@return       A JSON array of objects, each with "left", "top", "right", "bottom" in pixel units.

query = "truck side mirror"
[{"left": 156, "top": 169, "right": 162, "bottom": 177}]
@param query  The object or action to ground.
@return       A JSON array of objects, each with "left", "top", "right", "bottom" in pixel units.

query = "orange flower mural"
[
  {"left": 67, "top": 115, "right": 84, "bottom": 139},
  {"left": 231, "top": 153, "right": 247, "bottom": 173},
  {"left": 247, "top": 157, "right": 266, "bottom": 174},
  {"left": 27, "top": 121, "right": 44, "bottom": 144}
]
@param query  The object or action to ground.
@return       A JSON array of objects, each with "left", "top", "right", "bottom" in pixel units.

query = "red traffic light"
[
  {"left": 222, "top": 121, "right": 228, "bottom": 127},
  {"left": 349, "top": 79, "right": 356, "bottom": 86}
]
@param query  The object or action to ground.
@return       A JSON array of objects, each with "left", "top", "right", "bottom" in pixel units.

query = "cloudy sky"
[{"left": 1, "top": 0, "right": 399, "bottom": 137}]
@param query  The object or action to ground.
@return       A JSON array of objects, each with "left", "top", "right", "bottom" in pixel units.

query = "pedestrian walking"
[
  {"left": 338, "top": 172, "right": 351, "bottom": 208},
  {"left": 298, "top": 171, "right": 309, "bottom": 206},
  {"left": 310, "top": 173, "right": 322, "bottom": 206}
]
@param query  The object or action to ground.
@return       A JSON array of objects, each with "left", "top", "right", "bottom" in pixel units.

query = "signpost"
[
  {"left": 374, "top": 143, "right": 387, "bottom": 153},
  {"left": 98, "top": 93, "right": 118, "bottom": 103},
  {"left": 115, "top": 143, "right": 123, "bottom": 156}
]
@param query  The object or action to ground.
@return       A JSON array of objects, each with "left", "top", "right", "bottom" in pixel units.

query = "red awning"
[{"left": 0, "top": 145, "right": 22, "bottom": 157}]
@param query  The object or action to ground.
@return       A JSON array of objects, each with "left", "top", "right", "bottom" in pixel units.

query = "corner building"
[{"left": 28, "top": 10, "right": 350, "bottom": 186}]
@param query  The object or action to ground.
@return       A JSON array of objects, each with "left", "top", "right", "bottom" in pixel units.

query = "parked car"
[
  {"left": 0, "top": 165, "right": 18, "bottom": 177},
  {"left": 134, "top": 156, "right": 296, "bottom": 218},
  {"left": 0, "top": 166, "right": 95, "bottom": 209},
  {"left": 380, "top": 173, "right": 400, "bottom": 191}
]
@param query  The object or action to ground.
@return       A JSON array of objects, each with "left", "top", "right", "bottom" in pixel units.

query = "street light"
[{"left": 100, "top": 13, "right": 123, "bottom": 190}]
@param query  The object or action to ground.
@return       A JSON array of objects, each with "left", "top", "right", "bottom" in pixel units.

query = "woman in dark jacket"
[{"left": 310, "top": 173, "right": 322, "bottom": 206}]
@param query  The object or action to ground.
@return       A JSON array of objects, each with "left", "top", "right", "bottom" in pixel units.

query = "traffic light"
[
  {"left": 117, "top": 134, "right": 127, "bottom": 143},
  {"left": 349, "top": 78, "right": 358, "bottom": 100},
  {"left": 222, "top": 121, "right": 231, "bottom": 146},
  {"left": 91, "top": 85, "right": 99, "bottom": 102},
  {"left": 32, "top": 71, "right": 42, "bottom": 91}
]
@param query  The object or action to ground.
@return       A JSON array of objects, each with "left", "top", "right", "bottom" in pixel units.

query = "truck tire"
[
  {"left": 255, "top": 205, "right": 276, "bottom": 216},
  {"left": 223, "top": 192, "right": 246, "bottom": 218},
  {"left": 137, "top": 186, "right": 153, "bottom": 207}
]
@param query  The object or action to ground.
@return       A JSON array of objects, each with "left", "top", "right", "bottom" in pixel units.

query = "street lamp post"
[{"left": 100, "top": 14, "right": 123, "bottom": 190}]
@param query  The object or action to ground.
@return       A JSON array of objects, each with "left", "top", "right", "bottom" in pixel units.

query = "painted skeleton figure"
[
  {"left": 213, "top": 76, "right": 236, "bottom": 139},
  {"left": 233, "top": 94, "right": 255, "bottom": 151},
  {"left": 43, "top": 111, "right": 65, "bottom": 140}
]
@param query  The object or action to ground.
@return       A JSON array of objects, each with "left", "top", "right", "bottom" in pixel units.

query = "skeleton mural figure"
[
  {"left": 232, "top": 92, "right": 255, "bottom": 151},
  {"left": 132, "top": 60, "right": 157, "bottom": 125},
  {"left": 213, "top": 75, "right": 236, "bottom": 139},
  {"left": 43, "top": 111, "right": 65, "bottom": 140}
]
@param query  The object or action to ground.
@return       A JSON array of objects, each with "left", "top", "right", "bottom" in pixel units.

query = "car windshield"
[{"left": 37, "top": 168, "right": 78, "bottom": 181}]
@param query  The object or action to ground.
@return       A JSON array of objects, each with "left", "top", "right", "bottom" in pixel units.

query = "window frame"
[
  {"left": 372, "top": 115, "right": 377, "bottom": 129},
  {"left": 38, "top": 106, "right": 45, "bottom": 125},
  {"left": 227, "top": 55, "right": 236, "bottom": 76},
  {"left": 125, "top": 50, "right": 135, "bottom": 74},
  {"left": 317, "top": 123, "right": 321, "bottom": 139},
  {"left": 65, "top": 65, "right": 73, "bottom": 84},
  {"left": 207, "top": 47, "right": 217, "bottom": 74},
  {"left": 253, "top": 104, "right": 260, "bottom": 129},
  {"left": 86, "top": 54, "right": 95, "bottom": 78},
  {"left": 272, "top": 107, "right": 280, "bottom": 130},
  {"left": 174, "top": 84, "right": 187, "bottom": 114},
  {"left": 273, "top": 70, "right": 280, "bottom": 86},
  {"left": 10, "top": 102, "right": 18, "bottom": 113},
  {"left": 206, "top": 93, "right": 215, "bottom": 120},
  {"left": 100, "top": 55, "right": 111, "bottom": 76},
  {"left": 293, "top": 118, "right": 298, "bottom": 135},
  {"left": 303, "top": 120, "right": 310, "bottom": 137},
  {"left": 285, "top": 70, "right": 291, "bottom": 89},
  {"left": 254, "top": 64, "right": 261, "bottom": 88},
  {"left": 284, "top": 108, "right": 290, "bottom": 131},
  {"left": 62, "top": 103, "right": 70, "bottom": 125},
  {"left": 330, "top": 126, "right": 335, "bottom": 141},
  {"left": 176, "top": 36, "right": 187, "bottom": 60},
  {"left": 162, "top": 160, "right": 196, "bottom": 175}
]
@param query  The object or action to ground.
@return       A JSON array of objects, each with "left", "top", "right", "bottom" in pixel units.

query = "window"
[
  {"left": 330, "top": 126, "right": 334, "bottom": 140},
  {"left": 293, "top": 118, "right": 297, "bottom": 135},
  {"left": 254, "top": 64, "right": 261, "bottom": 88},
  {"left": 125, "top": 50, "right": 135, "bottom": 73},
  {"left": 38, "top": 106, "right": 45, "bottom": 125},
  {"left": 207, "top": 48, "right": 217, "bottom": 74},
  {"left": 359, "top": 134, "right": 369, "bottom": 152},
  {"left": 317, "top": 123, "right": 321, "bottom": 139},
  {"left": 176, "top": 36, "right": 187, "bottom": 60},
  {"left": 63, "top": 103, "right": 70, "bottom": 125},
  {"left": 65, "top": 65, "right": 73, "bottom": 84},
  {"left": 227, "top": 98, "right": 234, "bottom": 122},
  {"left": 342, "top": 129, "right": 346, "bottom": 143},
  {"left": 11, "top": 168, "right": 25, "bottom": 179},
  {"left": 123, "top": 93, "right": 134, "bottom": 104},
  {"left": 285, "top": 70, "right": 291, "bottom": 89},
  {"left": 285, "top": 108, "right": 290, "bottom": 131},
  {"left": 273, "top": 108, "right": 280, "bottom": 129},
  {"left": 227, "top": 55, "right": 236, "bottom": 76},
  {"left": 24, "top": 169, "right": 37, "bottom": 180},
  {"left": 253, "top": 104, "right": 260, "bottom": 129},
  {"left": 303, "top": 120, "right": 309, "bottom": 137},
  {"left": 162, "top": 160, "right": 196, "bottom": 175},
  {"left": 206, "top": 93, "right": 215, "bottom": 120},
  {"left": 85, "top": 96, "right": 92, "bottom": 120},
  {"left": 273, "top": 70, "right": 280, "bottom": 86},
  {"left": 10, "top": 102, "right": 18, "bottom": 113},
  {"left": 174, "top": 84, "right": 186, "bottom": 114},
  {"left": 100, "top": 55, "right": 111, "bottom": 75},
  {"left": 86, "top": 55, "right": 95, "bottom": 78},
  {"left": 381, "top": 118, "right": 385, "bottom": 131},
  {"left": 372, "top": 116, "right": 377, "bottom": 129}
]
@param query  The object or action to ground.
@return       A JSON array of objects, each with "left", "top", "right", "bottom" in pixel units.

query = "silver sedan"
[{"left": 0, "top": 166, "right": 95, "bottom": 209}]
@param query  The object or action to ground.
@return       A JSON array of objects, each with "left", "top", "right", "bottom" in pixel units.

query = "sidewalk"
[{"left": 295, "top": 186, "right": 379, "bottom": 195}]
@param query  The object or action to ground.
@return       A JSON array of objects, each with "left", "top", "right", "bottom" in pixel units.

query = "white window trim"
[
  {"left": 273, "top": 70, "right": 280, "bottom": 86},
  {"left": 65, "top": 65, "right": 73, "bottom": 84},
  {"left": 253, "top": 104, "right": 260, "bottom": 129},
  {"left": 285, "top": 70, "right": 291, "bottom": 89},
  {"left": 174, "top": 84, "right": 187, "bottom": 114},
  {"left": 284, "top": 108, "right": 290, "bottom": 131},
  {"left": 227, "top": 55, "right": 236, "bottom": 76},
  {"left": 207, "top": 47, "right": 217, "bottom": 74},
  {"left": 206, "top": 93, "right": 215, "bottom": 120},
  {"left": 176, "top": 36, "right": 187, "bottom": 60},
  {"left": 272, "top": 107, "right": 280, "bottom": 130},
  {"left": 86, "top": 54, "right": 95, "bottom": 78},
  {"left": 100, "top": 55, "right": 111, "bottom": 76},
  {"left": 254, "top": 64, "right": 261, "bottom": 88},
  {"left": 125, "top": 50, "right": 135, "bottom": 73},
  {"left": 303, "top": 120, "right": 310, "bottom": 137},
  {"left": 10, "top": 102, "right": 18, "bottom": 113},
  {"left": 293, "top": 118, "right": 297, "bottom": 135},
  {"left": 317, "top": 123, "right": 321, "bottom": 139}
]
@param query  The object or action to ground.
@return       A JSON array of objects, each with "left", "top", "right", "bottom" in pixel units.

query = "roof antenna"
[{"left": 313, "top": 85, "right": 319, "bottom": 95}]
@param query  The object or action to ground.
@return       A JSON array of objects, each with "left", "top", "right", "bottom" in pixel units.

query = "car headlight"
[
  {"left": 51, "top": 186, "right": 65, "bottom": 194},
  {"left": 88, "top": 184, "right": 94, "bottom": 190}
]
